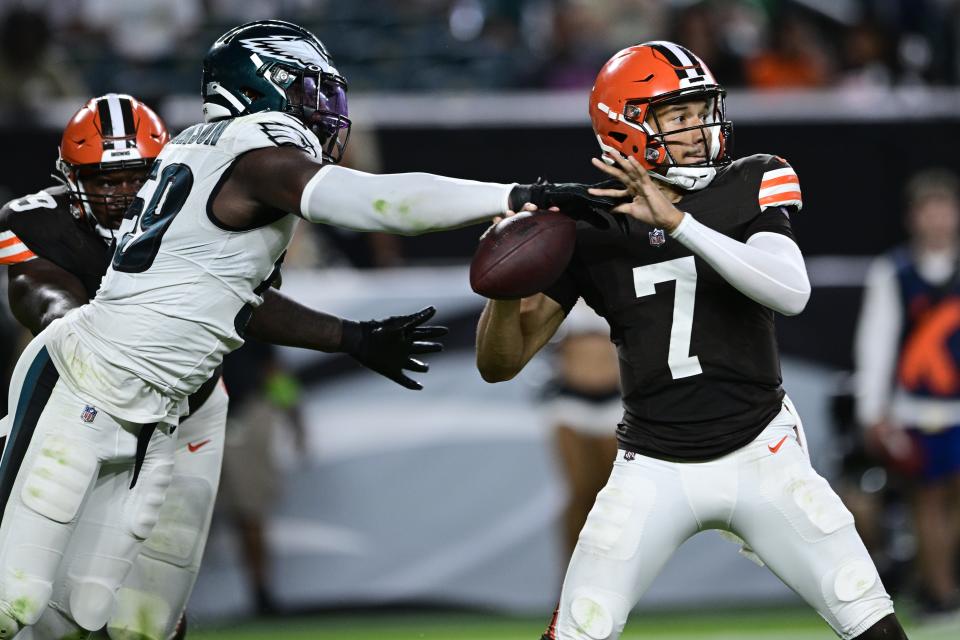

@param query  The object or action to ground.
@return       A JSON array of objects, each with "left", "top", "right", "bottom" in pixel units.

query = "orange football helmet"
[
  {"left": 56, "top": 94, "right": 169, "bottom": 232},
  {"left": 590, "top": 41, "right": 732, "bottom": 191}
]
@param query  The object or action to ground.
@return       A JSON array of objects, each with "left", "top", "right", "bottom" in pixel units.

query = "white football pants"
[
  {"left": 550, "top": 398, "right": 895, "bottom": 640},
  {"left": 20, "top": 383, "right": 228, "bottom": 640},
  {"left": 0, "top": 336, "right": 176, "bottom": 635}
]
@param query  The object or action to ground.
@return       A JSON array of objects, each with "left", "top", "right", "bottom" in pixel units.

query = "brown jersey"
[
  {"left": 544, "top": 154, "right": 800, "bottom": 461},
  {"left": 0, "top": 185, "right": 110, "bottom": 298},
  {"left": 0, "top": 185, "right": 219, "bottom": 414}
]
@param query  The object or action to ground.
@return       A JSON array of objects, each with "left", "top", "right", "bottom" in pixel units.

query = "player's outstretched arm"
[
  {"left": 7, "top": 257, "right": 88, "bottom": 335},
  {"left": 223, "top": 146, "right": 614, "bottom": 234},
  {"left": 224, "top": 145, "right": 511, "bottom": 234},
  {"left": 247, "top": 290, "right": 446, "bottom": 390},
  {"left": 476, "top": 293, "right": 566, "bottom": 382}
]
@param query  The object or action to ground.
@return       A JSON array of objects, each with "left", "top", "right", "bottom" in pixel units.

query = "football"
[{"left": 470, "top": 211, "right": 576, "bottom": 299}]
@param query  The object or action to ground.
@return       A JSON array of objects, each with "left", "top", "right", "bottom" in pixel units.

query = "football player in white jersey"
[
  {"left": 0, "top": 92, "right": 454, "bottom": 639},
  {"left": 0, "top": 19, "right": 608, "bottom": 640}
]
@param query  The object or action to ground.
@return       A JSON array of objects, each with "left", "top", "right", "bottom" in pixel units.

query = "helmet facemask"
[
  {"left": 57, "top": 162, "right": 150, "bottom": 242},
  {"left": 626, "top": 89, "right": 732, "bottom": 191},
  {"left": 266, "top": 62, "right": 351, "bottom": 163}
]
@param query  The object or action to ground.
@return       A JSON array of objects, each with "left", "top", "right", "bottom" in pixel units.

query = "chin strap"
[{"left": 650, "top": 166, "right": 717, "bottom": 191}]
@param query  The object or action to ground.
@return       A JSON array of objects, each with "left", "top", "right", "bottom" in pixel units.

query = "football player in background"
[
  {"left": 0, "top": 94, "right": 443, "bottom": 639},
  {"left": 855, "top": 168, "right": 960, "bottom": 617},
  {"left": 476, "top": 42, "right": 909, "bottom": 640},
  {"left": 0, "top": 19, "right": 596, "bottom": 639}
]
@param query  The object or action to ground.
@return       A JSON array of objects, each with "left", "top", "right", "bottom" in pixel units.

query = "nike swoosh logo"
[
  {"left": 187, "top": 438, "right": 212, "bottom": 453},
  {"left": 768, "top": 435, "right": 789, "bottom": 454}
]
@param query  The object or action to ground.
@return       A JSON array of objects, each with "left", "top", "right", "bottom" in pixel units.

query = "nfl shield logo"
[
  {"left": 648, "top": 228, "right": 666, "bottom": 247},
  {"left": 80, "top": 405, "right": 97, "bottom": 423},
  {"left": 624, "top": 451, "right": 636, "bottom": 461}
]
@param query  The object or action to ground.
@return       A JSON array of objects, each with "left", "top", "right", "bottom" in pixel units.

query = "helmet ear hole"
[{"left": 609, "top": 131, "right": 628, "bottom": 143}]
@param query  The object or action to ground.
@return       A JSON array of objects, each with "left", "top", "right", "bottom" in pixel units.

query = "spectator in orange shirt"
[{"left": 747, "top": 13, "right": 832, "bottom": 89}]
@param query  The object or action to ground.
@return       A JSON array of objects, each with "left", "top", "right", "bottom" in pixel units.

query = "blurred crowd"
[{"left": 2, "top": 0, "right": 960, "bottom": 112}]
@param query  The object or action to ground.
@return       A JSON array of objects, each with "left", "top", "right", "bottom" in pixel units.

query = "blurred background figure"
[
  {"left": 839, "top": 19, "right": 895, "bottom": 88},
  {"left": 0, "top": 6, "right": 86, "bottom": 118},
  {"left": 541, "top": 301, "right": 620, "bottom": 559},
  {"left": 855, "top": 168, "right": 960, "bottom": 619},
  {"left": 746, "top": 10, "right": 832, "bottom": 89},
  {"left": 219, "top": 338, "right": 307, "bottom": 616},
  {"left": 71, "top": 0, "right": 204, "bottom": 99}
]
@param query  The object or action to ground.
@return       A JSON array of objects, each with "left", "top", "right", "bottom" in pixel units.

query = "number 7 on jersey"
[{"left": 633, "top": 256, "right": 702, "bottom": 379}]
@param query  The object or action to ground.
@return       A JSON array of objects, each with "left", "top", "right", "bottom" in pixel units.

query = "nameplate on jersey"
[{"left": 171, "top": 120, "right": 230, "bottom": 147}]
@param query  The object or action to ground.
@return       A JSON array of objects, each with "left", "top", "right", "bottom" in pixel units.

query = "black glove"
[
  {"left": 340, "top": 306, "right": 447, "bottom": 390},
  {"left": 508, "top": 178, "right": 626, "bottom": 220}
]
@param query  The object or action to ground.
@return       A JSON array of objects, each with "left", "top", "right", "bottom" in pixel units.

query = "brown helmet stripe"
[{"left": 96, "top": 97, "right": 114, "bottom": 138}]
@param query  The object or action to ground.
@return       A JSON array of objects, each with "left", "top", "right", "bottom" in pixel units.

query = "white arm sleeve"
[
  {"left": 300, "top": 165, "right": 514, "bottom": 235},
  {"left": 669, "top": 213, "right": 811, "bottom": 316},
  {"left": 853, "top": 256, "right": 901, "bottom": 427}
]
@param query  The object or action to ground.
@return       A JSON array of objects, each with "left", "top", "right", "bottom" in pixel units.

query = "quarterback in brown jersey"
[{"left": 476, "top": 42, "right": 907, "bottom": 640}]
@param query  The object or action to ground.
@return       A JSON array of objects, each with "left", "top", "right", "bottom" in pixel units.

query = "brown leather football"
[{"left": 470, "top": 211, "right": 576, "bottom": 299}]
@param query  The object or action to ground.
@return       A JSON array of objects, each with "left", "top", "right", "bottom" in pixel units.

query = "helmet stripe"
[
  {"left": 657, "top": 41, "right": 698, "bottom": 80},
  {"left": 675, "top": 44, "right": 705, "bottom": 77},
  {"left": 647, "top": 43, "right": 687, "bottom": 80},
  {"left": 96, "top": 98, "right": 114, "bottom": 139},
  {"left": 119, "top": 97, "right": 136, "bottom": 140}
]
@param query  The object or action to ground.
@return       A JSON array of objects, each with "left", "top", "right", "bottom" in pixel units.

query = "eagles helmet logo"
[
  {"left": 258, "top": 120, "right": 318, "bottom": 157},
  {"left": 239, "top": 35, "right": 335, "bottom": 72}
]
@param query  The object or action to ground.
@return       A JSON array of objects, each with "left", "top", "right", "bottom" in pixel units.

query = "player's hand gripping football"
[
  {"left": 588, "top": 154, "right": 686, "bottom": 233},
  {"left": 340, "top": 306, "right": 447, "bottom": 390}
]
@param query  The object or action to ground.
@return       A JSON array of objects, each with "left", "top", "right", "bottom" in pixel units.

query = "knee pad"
[
  {"left": 21, "top": 434, "right": 98, "bottom": 523},
  {"left": 105, "top": 587, "right": 171, "bottom": 640},
  {"left": 124, "top": 464, "right": 174, "bottom": 541},
  {"left": 820, "top": 561, "right": 894, "bottom": 639},
  {"left": 65, "top": 550, "right": 133, "bottom": 631},
  {"left": 141, "top": 476, "right": 213, "bottom": 568},
  {"left": 561, "top": 588, "right": 629, "bottom": 640}
]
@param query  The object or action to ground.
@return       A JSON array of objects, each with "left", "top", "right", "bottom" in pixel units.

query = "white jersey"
[{"left": 46, "top": 111, "right": 321, "bottom": 423}]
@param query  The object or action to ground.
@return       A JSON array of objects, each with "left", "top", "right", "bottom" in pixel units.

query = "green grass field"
[{"left": 188, "top": 607, "right": 960, "bottom": 640}]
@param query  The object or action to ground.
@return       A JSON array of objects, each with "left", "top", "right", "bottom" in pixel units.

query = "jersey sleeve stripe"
[
  {"left": 0, "top": 234, "right": 26, "bottom": 249},
  {"left": 759, "top": 182, "right": 803, "bottom": 199},
  {"left": 760, "top": 174, "right": 799, "bottom": 189},
  {"left": 0, "top": 241, "right": 33, "bottom": 258},
  {"left": 760, "top": 167, "right": 797, "bottom": 181},
  {"left": 0, "top": 248, "right": 36, "bottom": 264},
  {"left": 759, "top": 191, "right": 803, "bottom": 206}
]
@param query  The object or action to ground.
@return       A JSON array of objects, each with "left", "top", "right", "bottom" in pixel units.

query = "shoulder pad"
[
  {"left": 220, "top": 111, "right": 323, "bottom": 159},
  {"left": 0, "top": 186, "right": 69, "bottom": 227},
  {"left": 733, "top": 154, "right": 802, "bottom": 212},
  {"left": 0, "top": 186, "right": 72, "bottom": 265}
]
